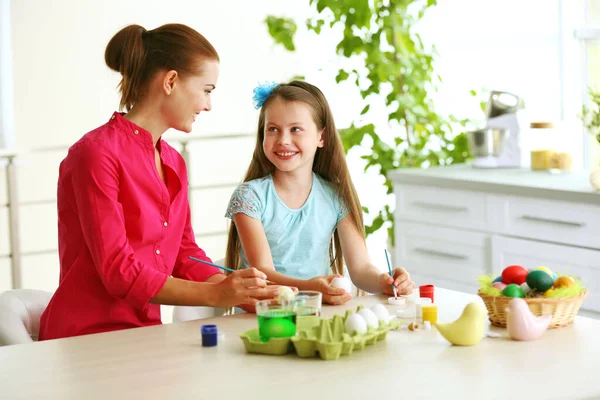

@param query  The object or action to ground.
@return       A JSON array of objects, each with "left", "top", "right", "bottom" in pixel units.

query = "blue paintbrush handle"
[
  {"left": 189, "top": 256, "right": 235, "bottom": 273},
  {"left": 188, "top": 256, "right": 275, "bottom": 284},
  {"left": 384, "top": 249, "right": 398, "bottom": 293}
]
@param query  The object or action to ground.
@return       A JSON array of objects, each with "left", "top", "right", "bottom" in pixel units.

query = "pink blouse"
[{"left": 39, "top": 112, "right": 221, "bottom": 340}]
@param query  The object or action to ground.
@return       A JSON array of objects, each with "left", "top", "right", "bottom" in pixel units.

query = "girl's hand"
[
  {"left": 378, "top": 267, "right": 415, "bottom": 296},
  {"left": 212, "top": 268, "right": 280, "bottom": 308},
  {"left": 308, "top": 275, "right": 352, "bottom": 305}
]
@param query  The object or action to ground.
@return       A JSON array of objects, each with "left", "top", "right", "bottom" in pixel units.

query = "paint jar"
[
  {"left": 419, "top": 284, "right": 435, "bottom": 303},
  {"left": 397, "top": 305, "right": 416, "bottom": 319},
  {"left": 416, "top": 297, "right": 432, "bottom": 321},
  {"left": 201, "top": 324, "right": 218, "bottom": 347},
  {"left": 421, "top": 304, "right": 438, "bottom": 324}
]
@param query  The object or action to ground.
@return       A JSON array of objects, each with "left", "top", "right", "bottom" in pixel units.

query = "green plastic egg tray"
[{"left": 239, "top": 305, "right": 401, "bottom": 361}]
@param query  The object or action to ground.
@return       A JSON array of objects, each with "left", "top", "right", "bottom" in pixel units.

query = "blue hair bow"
[{"left": 252, "top": 81, "right": 279, "bottom": 109}]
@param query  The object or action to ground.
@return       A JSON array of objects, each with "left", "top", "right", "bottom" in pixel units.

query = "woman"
[{"left": 39, "top": 23, "right": 277, "bottom": 340}]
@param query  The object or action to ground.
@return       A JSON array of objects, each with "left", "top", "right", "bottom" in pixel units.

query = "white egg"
[
  {"left": 330, "top": 277, "right": 352, "bottom": 293},
  {"left": 344, "top": 314, "right": 367, "bottom": 335},
  {"left": 370, "top": 303, "right": 391, "bottom": 321},
  {"left": 357, "top": 308, "right": 379, "bottom": 329},
  {"left": 520, "top": 282, "right": 532, "bottom": 295},
  {"left": 276, "top": 286, "right": 295, "bottom": 303}
]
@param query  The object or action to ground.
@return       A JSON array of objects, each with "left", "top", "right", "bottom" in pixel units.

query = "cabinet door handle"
[
  {"left": 414, "top": 248, "right": 468, "bottom": 260},
  {"left": 412, "top": 201, "right": 468, "bottom": 212},
  {"left": 520, "top": 215, "right": 586, "bottom": 228}
]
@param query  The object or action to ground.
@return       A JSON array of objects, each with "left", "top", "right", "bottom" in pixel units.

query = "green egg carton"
[
  {"left": 239, "top": 315, "right": 321, "bottom": 355},
  {"left": 240, "top": 306, "right": 400, "bottom": 361}
]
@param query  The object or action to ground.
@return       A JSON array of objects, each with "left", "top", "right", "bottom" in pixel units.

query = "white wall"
[{"left": 10, "top": 0, "right": 317, "bottom": 149}]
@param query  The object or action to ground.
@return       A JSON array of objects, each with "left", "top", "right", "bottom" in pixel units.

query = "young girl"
[
  {"left": 38, "top": 24, "right": 278, "bottom": 340},
  {"left": 224, "top": 80, "right": 415, "bottom": 305}
]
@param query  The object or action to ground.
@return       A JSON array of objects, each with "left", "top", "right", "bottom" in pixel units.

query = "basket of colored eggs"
[{"left": 477, "top": 265, "right": 588, "bottom": 328}]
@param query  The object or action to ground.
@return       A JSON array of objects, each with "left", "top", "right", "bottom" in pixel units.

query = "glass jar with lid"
[{"left": 529, "top": 121, "right": 558, "bottom": 170}]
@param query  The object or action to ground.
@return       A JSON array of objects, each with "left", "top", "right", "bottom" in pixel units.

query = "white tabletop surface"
[{"left": 0, "top": 288, "right": 598, "bottom": 400}]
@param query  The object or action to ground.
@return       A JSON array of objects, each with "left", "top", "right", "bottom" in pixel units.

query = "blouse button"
[
  {"left": 156, "top": 249, "right": 161, "bottom": 255},
  {"left": 134, "top": 130, "right": 139, "bottom": 135},
  {"left": 163, "top": 221, "right": 168, "bottom": 227}
]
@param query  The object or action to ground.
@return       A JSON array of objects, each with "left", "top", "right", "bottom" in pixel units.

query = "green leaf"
[
  {"left": 335, "top": 69, "right": 350, "bottom": 83},
  {"left": 265, "top": 16, "right": 298, "bottom": 51},
  {"left": 360, "top": 104, "right": 370, "bottom": 115}
]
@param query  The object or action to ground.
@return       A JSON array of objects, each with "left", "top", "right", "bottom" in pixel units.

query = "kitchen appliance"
[{"left": 468, "top": 91, "right": 523, "bottom": 169}]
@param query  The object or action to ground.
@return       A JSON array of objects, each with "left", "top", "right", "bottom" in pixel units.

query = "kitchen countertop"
[{"left": 389, "top": 164, "right": 600, "bottom": 205}]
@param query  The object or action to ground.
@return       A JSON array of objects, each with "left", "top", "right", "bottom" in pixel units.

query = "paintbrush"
[
  {"left": 384, "top": 249, "right": 398, "bottom": 299},
  {"left": 188, "top": 256, "right": 276, "bottom": 285}
]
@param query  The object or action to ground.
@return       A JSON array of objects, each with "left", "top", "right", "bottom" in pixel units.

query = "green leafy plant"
[
  {"left": 580, "top": 87, "right": 600, "bottom": 144},
  {"left": 265, "top": 0, "right": 472, "bottom": 245}
]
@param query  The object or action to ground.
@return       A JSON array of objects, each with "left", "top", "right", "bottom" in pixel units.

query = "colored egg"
[
  {"left": 502, "top": 283, "right": 525, "bottom": 298},
  {"left": 260, "top": 317, "right": 296, "bottom": 339},
  {"left": 502, "top": 265, "right": 529, "bottom": 285},
  {"left": 535, "top": 266, "right": 554, "bottom": 277},
  {"left": 520, "top": 282, "right": 532, "bottom": 294},
  {"left": 544, "top": 289, "right": 555, "bottom": 297},
  {"left": 492, "top": 282, "right": 507, "bottom": 291},
  {"left": 554, "top": 276, "right": 575, "bottom": 289},
  {"left": 492, "top": 276, "right": 502, "bottom": 283},
  {"left": 526, "top": 270, "right": 554, "bottom": 292},
  {"left": 552, "top": 272, "right": 559, "bottom": 282}
]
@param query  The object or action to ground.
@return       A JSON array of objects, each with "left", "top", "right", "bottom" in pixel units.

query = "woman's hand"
[
  {"left": 236, "top": 285, "right": 298, "bottom": 313},
  {"left": 211, "top": 268, "right": 279, "bottom": 308},
  {"left": 378, "top": 267, "right": 415, "bottom": 296},
  {"left": 307, "top": 275, "right": 352, "bottom": 305}
]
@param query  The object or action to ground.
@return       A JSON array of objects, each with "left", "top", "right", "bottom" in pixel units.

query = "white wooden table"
[{"left": 1, "top": 288, "right": 599, "bottom": 399}]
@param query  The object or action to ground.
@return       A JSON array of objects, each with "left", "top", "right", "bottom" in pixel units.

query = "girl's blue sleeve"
[
  {"left": 336, "top": 195, "right": 350, "bottom": 224},
  {"left": 225, "top": 183, "right": 262, "bottom": 220}
]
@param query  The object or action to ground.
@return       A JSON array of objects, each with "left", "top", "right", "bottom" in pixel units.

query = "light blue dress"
[{"left": 225, "top": 173, "right": 348, "bottom": 279}]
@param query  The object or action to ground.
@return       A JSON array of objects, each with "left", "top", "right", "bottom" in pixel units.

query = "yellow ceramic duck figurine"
[{"left": 435, "top": 302, "right": 485, "bottom": 346}]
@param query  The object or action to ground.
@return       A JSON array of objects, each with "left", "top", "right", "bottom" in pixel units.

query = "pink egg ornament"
[{"left": 492, "top": 282, "right": 507, "bottom": 291}]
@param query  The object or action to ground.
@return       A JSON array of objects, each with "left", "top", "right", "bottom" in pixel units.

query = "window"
[
  {"left": 0, "top": 0, "right": 15, "bottom": 150},
  {"left": 418, "top": 0, "right": 592, "bottom": 169},
  {"left": 579, "top": 0, "right": 600, "bottom": 168}
]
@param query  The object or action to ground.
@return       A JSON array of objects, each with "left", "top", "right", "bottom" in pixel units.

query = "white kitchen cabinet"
[
  {"left": 395, "top": 184, "right": 493, "bottom": 231},
  {"left": 494, "top": 195, "right": 600, "bottom": 249},
  {"left": 390, "top": 165, "right": 600, "bottom": 314},
  {"left": 395, "top": 221, "right": 490, "bottom": 295}
]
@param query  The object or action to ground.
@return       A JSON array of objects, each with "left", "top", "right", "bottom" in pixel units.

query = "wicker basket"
[{"left": 478, "top": 290, "right": 589, "bottom": 329}]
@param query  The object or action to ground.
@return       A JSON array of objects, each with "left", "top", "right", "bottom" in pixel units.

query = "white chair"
[
  {"left": 172, "top": 258, "right": 229, "bottom": 323},
  {"left": 0, "top": 289, "right": 53, "bottom": 346}
]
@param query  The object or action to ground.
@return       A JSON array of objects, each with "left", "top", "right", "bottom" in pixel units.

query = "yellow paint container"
[{"left": 421, "top": 304, "right": 438, "bottom": 324}]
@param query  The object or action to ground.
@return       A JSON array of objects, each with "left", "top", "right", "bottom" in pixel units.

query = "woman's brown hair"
[
  {"left": 105, "top": 23, "right": 219, "bottom": 111},
  {"left": 225, "top": 81, "right": 365, "bottom": 276}
]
